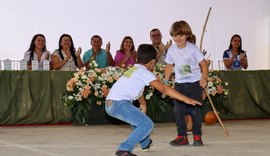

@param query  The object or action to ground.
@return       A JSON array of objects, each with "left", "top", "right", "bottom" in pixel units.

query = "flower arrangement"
[
  {"left": 62, "top": 58, "right": 230, "bottom": 125},
  {"left": 145, "top": 63, "right": 174, "bottom": 100},
  {"left": 144, "top": 63, "right": 174, "bottom": 121},
  {"left": 202, "top": 72, "right": 229, "bottom": 113},
  {"left": 62, "top": 59, "right": 124, "bottom": 125},
  {"left": 62, "top": 60, "right": 176, "bottom": 124}
]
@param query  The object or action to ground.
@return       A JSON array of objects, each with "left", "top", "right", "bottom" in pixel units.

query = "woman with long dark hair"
[
  {"left": 51, "top": 34, "right": 84, "bottom": 71},
  {"left": 223, "top": 34, "right": 248, "bottom": 70},
  {"left": 24, "top": 34, "right": 50, "bottom": 70}
]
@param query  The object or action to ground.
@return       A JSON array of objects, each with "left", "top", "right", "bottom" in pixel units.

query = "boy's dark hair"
[{"left": 137, "top": 44, "right": 157, "bottom": 64}]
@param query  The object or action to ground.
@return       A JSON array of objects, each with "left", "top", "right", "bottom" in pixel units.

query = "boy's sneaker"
[
  {"left": 115, "top": 150, "right": 137, "bottom": 156},
  {"left": 169, "top": 135, "right": 189, "bottom": 146},
  {"left": 193, "top": 135, "right": 204, "bottom": 146},
  {"left": 142, "top": 139, "right": 152, "bottom": 152}
]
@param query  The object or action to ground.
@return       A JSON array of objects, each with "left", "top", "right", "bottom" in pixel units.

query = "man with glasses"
[{"left": 150, "top": 28, "right": 172, "bottom": 65}]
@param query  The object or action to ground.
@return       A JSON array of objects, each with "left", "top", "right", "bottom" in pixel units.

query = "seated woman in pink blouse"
[{"left": 114, "top": 36, "right": 137, "bottom": 68}]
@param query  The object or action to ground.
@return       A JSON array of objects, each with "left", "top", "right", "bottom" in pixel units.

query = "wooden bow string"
[{"left": 200, "top": 7, "right": 229, "bottom": 136}]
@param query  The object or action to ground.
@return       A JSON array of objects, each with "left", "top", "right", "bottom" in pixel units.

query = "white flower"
[
  {"left": 208, "top": 81, "right": 213, "bottom": 87},
  {"left": 207, "top": 88, "right": 212, "bottom": 94},
  {"left": 68, "top": 96, "right": 74, "bottom": 100},
  {"left": 81, "top": 75, "right": 88, "bottom": 80},
  {"left": 93, "top": 83, "right": 101, "bottom": 91},
  {"left": 75, "top": 81, "right": 83, "bottom": 86},
  {"left": 145, "top": 94, "right": 151, "bottom": 100},
  {"left": 98, "top": 77, "right": 104, "bottom": 81},
  {"left": 161, "top": 94, "right": 167, "bottom": 99},
  {"left": 75, "top": 94, "right": 82, "bottom": 101}
]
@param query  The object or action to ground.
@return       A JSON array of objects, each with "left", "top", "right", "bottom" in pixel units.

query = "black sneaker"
[
  {"left": 115, "top": 150, "right": 137, "bottom": 156},
  {"left": 193, "top": 135, "right": 204, "bottom": 146},
  {"left": 142, "top": 139, "right": 152, "bottom": 152},
  {"left": 169, "top": 136, "right": 189, "bottom": 146}
]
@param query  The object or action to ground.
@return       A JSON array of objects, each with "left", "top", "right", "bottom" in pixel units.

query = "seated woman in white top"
[
  {"left": 51, "top": 34, "right": 84, "bottom": 71},
  {"left": 24, "top": 34, "right": 50, "bottom": 70}
]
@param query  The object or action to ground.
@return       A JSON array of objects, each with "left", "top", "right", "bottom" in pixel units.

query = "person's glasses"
[{"left": 151, "top": 33, "right": 161, "bottom": 38}]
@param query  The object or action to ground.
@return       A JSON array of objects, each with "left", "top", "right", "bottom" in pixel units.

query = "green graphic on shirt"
[
  {"left": 179, "top": 65, "right": 191, "bottom": 75},
  {"left": 123, "top": 66, "right": 138, "bottom": 78}
]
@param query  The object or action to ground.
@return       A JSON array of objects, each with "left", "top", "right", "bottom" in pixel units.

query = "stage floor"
[{"left": 1, "top": 119, "right": 270, "bottom": 156}]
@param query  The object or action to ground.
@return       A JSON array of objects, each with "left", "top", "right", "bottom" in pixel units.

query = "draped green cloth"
[
  {"left": 215, "top": 70, "right": 270, "bottom": 119},
  {"left": 0, "top": 70, "right": 270, "bottom": 125},
  {"left": 0, "top": 71, "right": 73, "bottom": 125}
]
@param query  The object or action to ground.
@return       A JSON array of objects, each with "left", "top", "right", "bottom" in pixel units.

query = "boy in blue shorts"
[{"left": 105, "top": 44, "right": 201, "bottom": 156}]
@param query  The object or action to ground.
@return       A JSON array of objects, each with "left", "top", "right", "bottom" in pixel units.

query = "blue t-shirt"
[
  {"left": 83, "top": 49, "right": 108, "bottom": 68},
  {"left": 223, "top": 49, "right": 244, "bottom": 70}
]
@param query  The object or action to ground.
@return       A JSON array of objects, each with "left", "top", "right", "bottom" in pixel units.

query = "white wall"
[{"left": 0, "top": 0, "right": 269, "bottom": 70}]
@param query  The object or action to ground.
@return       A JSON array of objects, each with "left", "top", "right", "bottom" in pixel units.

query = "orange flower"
[
  {"left": 107, "top": 77, "right": 114, "bottom": 83},
  {"left": 102, "top": 84, "right": 109, "bottom": 97},
  {"left": 66, "top": 78, "right": 76, "bottom": 92},
  {"left": 95, "top": 68, "right": 102, "bottom": 73},
  {"left": 113, "top": 75, "right": 119, "bottom": 80},
  {"left": 216, "top": 85, "right": 223, "bottom": 94},
  {"left": 80, "top": 85, "right": 91, "bottom": 99},
  {"left": 77, "top": 69, "right": 85, "bottom": 76}
]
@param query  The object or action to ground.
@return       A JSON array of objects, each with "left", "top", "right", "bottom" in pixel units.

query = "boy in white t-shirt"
[
  {"left": 164, "top": 20, "right": 208, "bottom": 146},
  {"left": 105, "top": 44, "right": 201, "bottom": 156}
]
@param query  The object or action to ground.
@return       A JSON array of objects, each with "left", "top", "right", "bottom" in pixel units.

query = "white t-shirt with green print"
[
  {"left": 165, "top": 42, "right": 204, "bottom": 83},
  {"left": 106, "top": 64, "right": 157, "bottom": 101}
]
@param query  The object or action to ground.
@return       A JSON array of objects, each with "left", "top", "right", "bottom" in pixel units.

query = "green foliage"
[
  {"left": 145, "top": 90, "right": 173, "bottom": 122},
  {"left": 70, "top": 100, "right": 92, "bottom": 125}
]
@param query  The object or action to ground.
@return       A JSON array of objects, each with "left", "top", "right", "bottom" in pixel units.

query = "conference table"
[{"left": 1, "top": 70, "right": 270, "bottom": 125}]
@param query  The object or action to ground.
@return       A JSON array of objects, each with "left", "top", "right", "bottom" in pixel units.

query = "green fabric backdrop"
[
  {"left": 216, "top": 70, "right": 270, "bottom": 119},
  {"left": 0, "top": 70, "right": 270, "bottom": 125}
]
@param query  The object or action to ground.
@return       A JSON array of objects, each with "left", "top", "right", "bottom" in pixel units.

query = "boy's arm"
[
  {"left": 164, "top": 64, "right": 173, "bottom": 82},
  {"left": 150, "top": 79, "right": 201, "bottom": 106},
  {"left": 137, "top": 95, "right": 147, "bottom": 114},
  {"left": 199, "top": 59, "right": 209, "bottom": 88}
]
